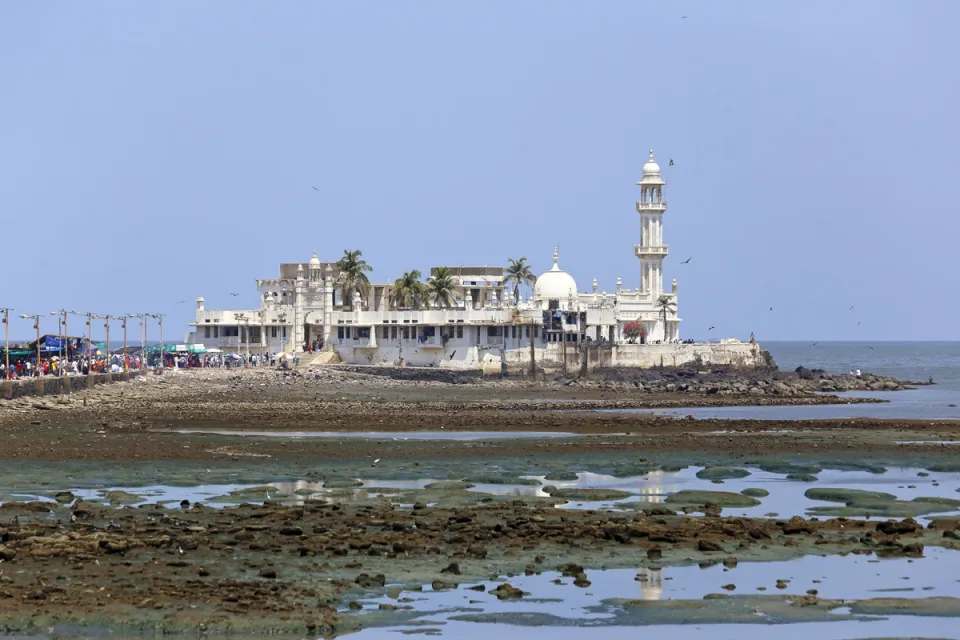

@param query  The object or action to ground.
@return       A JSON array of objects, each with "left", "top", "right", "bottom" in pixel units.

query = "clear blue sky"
[{"left": 3, "top": 1, "right": 958, "bottom": 342}]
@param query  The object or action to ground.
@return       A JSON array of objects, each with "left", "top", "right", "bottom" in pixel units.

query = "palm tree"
[
  {"left": 335, "top": 250, "right": 373, "bottom": 309},
  {"left": 427, "top": 267, "right": 458, "bottom": 308},
  {"left": 503, "top": 257, "right": 536, "bottom": 305},
  {"left": 390, "top": 270, "right": 426, "bottom": 309},
  {"left": 655, "top": 294, "right": 676, "bottom": 341}
]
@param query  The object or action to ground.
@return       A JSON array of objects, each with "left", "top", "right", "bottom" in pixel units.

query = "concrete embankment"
[{"left": 1, "top": 371, "right": 141, "bottom": 400}]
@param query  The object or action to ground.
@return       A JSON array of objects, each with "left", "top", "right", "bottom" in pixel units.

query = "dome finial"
[
  {"left": 649, "top": 149, "right": 655, "bottom": 161},
  {"left": 553, "top": 244, "right": 559, "bottom": 265}
]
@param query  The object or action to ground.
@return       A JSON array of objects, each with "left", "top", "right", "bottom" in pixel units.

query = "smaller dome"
[
  {"left": 309, "top": 251, "right": 321, "bottom": 266},
  {"left": 642, "top": 149, "right": 660, "bottom": 176}
]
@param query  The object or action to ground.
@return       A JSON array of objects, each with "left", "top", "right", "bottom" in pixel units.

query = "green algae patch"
[
  {"left": 468, "top": 476, "right": 541, "bottom": 486},
  {"left": 543, "top": 471, "right": 579, "bottom": 481},
  {"left": 741, "top": 488, "right": 769, "bottom": 498},
  {"left": 610, "top": 465, "right": 659, "bottom": 478},
  {"left": 786, "top": 473, "right": 818, "bottom": 482},
  {"left": 913, "top": 496, "right": 960, "bottom": 507},
  {"left": 819, "top": 461, "right": 887, "bottom": 474},
  {"left": 696, "top": 467, "right": 751, "bottom": 480},
  {"left": 543, "top": 488, "right": 632, "bottom": 501},
  {"left": 804, "top": 488, "right": 897, "bottom": 503},
  {"left": 323, "top": 477, "right": 364, "bottom": 489},
  {"left": 757, "top": 463, "right": 822, "bottom": 475},
  {"left": 423, "top": 480, "right": 475, "bottom": 490},
  {"left": 808, "top": 499, "right": 957, "bottom": 519},
  {"left": 926, "top": 463, "right": 960, "bottom": 473},
  {"left": 665, "top": 490, "right": 760, "bottom": 508},
  {"left": 847, "top": 596, "right": 960, "bottom": 617}
]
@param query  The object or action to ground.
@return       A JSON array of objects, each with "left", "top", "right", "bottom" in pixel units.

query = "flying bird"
[
  {"left": 849, "top": 305, "right": 855, "bottom": 310},
  {"left": 811, "top": 342, "right": 818, "bottom": 346},
  {"left": 867, "top": 345, "right": 875, "bottom": 351},
  {"left": 669, "top": 159, "right": 675, "bottom": 166},
  {"left": 708, "top": 326, "right": 715, "bottom": 331},
  {"left": 312, "top": 186, "right": 319, "bottom": 191},
  {"left": 857, "top": 321, "right": 861, "bottom": 326},
  {"left": 681, "top": 15, "right": 687, "bottom": 19},
  {"left": 681, "top": 257, "right": 691, "bottom": 264},
  {"left": 176, "top": 300, "right": 187, "bottom": 304},
  {"left": 230, "top": 293, "right": 240, "bottom": 297},
  {"left": 769, "top": 307, "right": 773, "bottom": 311}
]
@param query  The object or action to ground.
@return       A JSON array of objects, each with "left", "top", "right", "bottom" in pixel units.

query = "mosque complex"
[{"left": 185, "top": 151, "right": 764, "bottom": 370}]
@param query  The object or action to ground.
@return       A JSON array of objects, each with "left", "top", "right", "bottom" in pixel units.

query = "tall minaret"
[{"left": 634, "top": 150, "right": 668, "bottom": 297}]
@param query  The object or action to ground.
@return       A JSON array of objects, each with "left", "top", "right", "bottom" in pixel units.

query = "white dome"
[
  {"left": 641, "top": 149, "right": 660, "bottom": 176},
  {"left": 309, "top": 251, "right": 321, "bottom": 266},
  {"left": 534, "top": 248, "right": 578, "bottom": 307}
]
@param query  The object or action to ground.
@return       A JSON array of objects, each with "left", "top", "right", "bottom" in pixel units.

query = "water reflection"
[{"left": 635, "top": 567, "right": 663, "bottom": 600}]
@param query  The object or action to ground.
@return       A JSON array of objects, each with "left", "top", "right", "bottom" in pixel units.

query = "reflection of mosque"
[
  {"left": 633, "top": 470, "right": 678, "bottom": 504},
  {"left": 635, "top": 567, "right": 664, "bottom": 600}
]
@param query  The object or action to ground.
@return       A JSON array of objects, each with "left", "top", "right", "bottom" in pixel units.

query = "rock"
[
  {"left": 489, "top": 583, "right": 524, "bottom": 600},
  {"left": 573, "top": 572, "right": 591, "bottom": 588},
  {"left": 258, "top": 568, "right": 277, "bottom": 579},
  {"left": 646, "top": 547, "right": 663, "bottom": 560},
  {"left": 902, "top": 543, "right": 924, "bottom": 557},
  {"left": 560, "top": 563, "right": 584, "bottom": 577},
  {"left": 721, "top": 584, "right": 736, "bottom": 591},
  {"left": 431, "top": 580, "right": 457, "bottom": 591},
  {"left": 723, "top": 557, "right": 739, "bottom": 568},
  {"left": 355, "top": 573, "right": 386, "bottom": 589},
  {"left": 876, "top": 519, "right": 920, "bottom": 535},
  {"left": 348, "top": 601, "right": 363, "bottom": 610},
  {"left": 543, "top": 471, "right": 579, "bottom": 481},
  {"left": 0, "top": 545, "right": 15, "bottom": 561},
  {"left": 53, "top": 491, "right": 75, "bottom": 504},
  {"left": 782, "top": 517, "right": 815, "bottom": 535},
  {"left": 786, "top": 473, "right": 818, "bottom": 482},
  {"left": 441, "top": 562, "right": 461, "bottom": 575},
  {"left": 698, "top": 540, "right": 724, "bottom": 552},
  {"left": 279, "top": 526, "right": 303, "bottom": 536}
]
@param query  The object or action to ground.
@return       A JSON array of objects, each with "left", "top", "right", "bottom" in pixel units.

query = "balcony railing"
[
  {"left": 486, "top": 336, "right": 504, "bottom": 346},
  {"left": 634, "top": 244, "right": 669, "bottom": 255},
  {"left": 636, "top": 201, "right": 667, "bottom": 210}
]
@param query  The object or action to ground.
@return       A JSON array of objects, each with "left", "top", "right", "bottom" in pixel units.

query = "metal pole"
[
  {"left": 35, "top": 318, "right": 40, "bottom": 375},
  {"left": 122, "top": 317, "right": 128, "bottom": 371},
  {"left": 1, "top": 308, "right": 10, "bottom": 380}
]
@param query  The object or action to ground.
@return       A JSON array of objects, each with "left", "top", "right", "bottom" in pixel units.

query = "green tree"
[
  {"left": 503, "top": 257, "right": 537, "bottom": 305},
  {"left": 427, "top": 267, "right": 459, "bottom": 308},
  {"left": 335, "top": 250, "right": 373, "bottom": 309},
  {"left": 655, "top": 294, "right": 676, "bottom": 340},
  {"left": 391, "top": 270, "right": 426, "bottom": 309}
]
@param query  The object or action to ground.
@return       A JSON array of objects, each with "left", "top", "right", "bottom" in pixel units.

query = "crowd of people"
[
  {"left": 1, "top": 353, "right": 143, "bottom": 379},
  {"left": 2, "top": 349, "right": 303, "bottom": 380}
]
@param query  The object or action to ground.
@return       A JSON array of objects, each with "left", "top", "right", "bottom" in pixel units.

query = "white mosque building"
[{"left": 186, "top": 152, "right": 762, "bottom": 370}]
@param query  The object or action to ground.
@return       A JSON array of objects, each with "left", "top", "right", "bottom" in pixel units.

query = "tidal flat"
[{"left": 1, "top": 366, "right": 959, "bottom": 637}]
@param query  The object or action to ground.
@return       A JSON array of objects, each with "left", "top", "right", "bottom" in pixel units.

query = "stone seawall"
[
  {"left": 503, "top": 342, "right": 774, "bottom": 375},
  {"left": 1, "top": 372, "right": 139, "bottom": 400}
]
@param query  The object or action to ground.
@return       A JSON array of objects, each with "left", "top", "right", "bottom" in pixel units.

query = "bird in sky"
[
  {"left": 681, "top": 15, "right": 687, "bottom": 19},
  {"left": 849, "top": 305, "right": 855, "bottom": 310},
  {"left": 312, "top": 186, "right": 319, "bottom": 191},
  {"left": 176, "top": 300, "right": 186, "bottom": 304},
  {"left": 811, "top": 342, "right": 818, "bottom": 346},
  {"left": 681, "top": 257, "right": 691, "bottom": 264},
  {"left": 669, "top": 159, "right": 675, "bottom": 166},
  {"left": 868, "top": 345, "right": 875, "bottom": 351},
  {"left": 230, "top": 293, "right": 240, "bottom": 297},
  {"left": 708, "top": 326, "right": 715, "bottom": 331},
  {"left": 769, "top": 307, "right": 773, "bottom": 311},
  {"left": 857, "top": 321, "right": 861, "bottom": 326}
]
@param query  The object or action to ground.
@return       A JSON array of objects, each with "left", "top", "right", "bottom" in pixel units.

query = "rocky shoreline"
[{"left": 1, "top": 494, "right": 957, "bottom": 636}]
